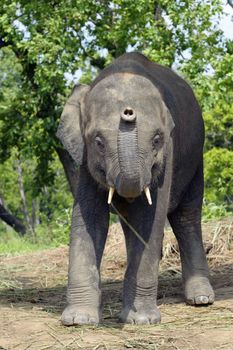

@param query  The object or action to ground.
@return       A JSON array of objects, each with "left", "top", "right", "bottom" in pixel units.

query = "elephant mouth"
[
  {"left": 107, "top": 187, "right": 152, "bottom": 205},
  {"left": 126, "top": 197, "right": 135, "bottom": 203}
]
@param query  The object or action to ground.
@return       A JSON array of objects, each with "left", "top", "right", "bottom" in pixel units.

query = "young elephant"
[{"left": 57, "top": 52, "right": 214, "bottom": 325}]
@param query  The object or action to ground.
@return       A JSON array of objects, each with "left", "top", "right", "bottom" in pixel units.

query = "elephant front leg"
[
  {"left": 120, "top": 242, "right": 162, "bottom": 324},
  {"left": 61, "top": 167, "right": 109, "bottom": 326},
  {"left": 119, "top": 196, "right": 165, "bottom": 325}
]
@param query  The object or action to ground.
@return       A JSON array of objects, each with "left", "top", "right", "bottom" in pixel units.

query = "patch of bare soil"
[{"left": 0, "top": 219, "right": 233, "bottom": 350}]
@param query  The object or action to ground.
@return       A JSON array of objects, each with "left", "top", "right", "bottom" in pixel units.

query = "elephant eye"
[
  {"left": 95, "top": 136, "right": 105, "bottom": 153},
  {"left": 152, "top": 134, "right": 161, "bottom": 148}
]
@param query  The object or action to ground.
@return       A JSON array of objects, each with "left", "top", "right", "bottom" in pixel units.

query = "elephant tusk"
[
  {"left": 108, "top": 187, "right": 115, "bottom": 204},
  {"left": 144, "top": 187, "right": 152, "bottom": 205}
]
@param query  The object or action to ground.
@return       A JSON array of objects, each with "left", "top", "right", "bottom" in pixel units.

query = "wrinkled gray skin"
[{"left": 57, "top": 52, "right": 214, "bottom": 325}]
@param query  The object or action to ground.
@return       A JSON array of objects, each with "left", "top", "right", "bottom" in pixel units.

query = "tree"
[{"left": 198, "top": 39, "right": 233, "bottom": 210}]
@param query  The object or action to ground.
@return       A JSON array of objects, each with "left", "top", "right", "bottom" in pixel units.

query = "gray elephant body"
[{"left": 57, "top": 52, "right": 214, "bottom": 325}]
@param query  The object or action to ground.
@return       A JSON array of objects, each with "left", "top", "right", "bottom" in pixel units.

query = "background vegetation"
[{"left": 0, "top": 0, "right": 232, "bottom": 252}]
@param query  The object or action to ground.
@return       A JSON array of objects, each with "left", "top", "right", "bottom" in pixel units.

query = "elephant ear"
[
  {"left": 56, "top": 84, "right": 90, "bottom": 165},
  {"left": 162, "top": 101, "right": 175, "bottom": 136}
]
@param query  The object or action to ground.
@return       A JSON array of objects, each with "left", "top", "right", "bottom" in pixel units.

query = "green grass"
[
  {"left": 202, "top": 201, "right": 233, "bottom": 221},
  {"left": 0, "top": 227, "right": 54, "bottom": 256},
  {"left": 0, "top": 209, "right": 71, "bottom": 256}
]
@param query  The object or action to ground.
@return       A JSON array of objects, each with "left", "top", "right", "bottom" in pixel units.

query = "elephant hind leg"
[{"left": 168, "top": 164, "right": 214, "bottom": 305}]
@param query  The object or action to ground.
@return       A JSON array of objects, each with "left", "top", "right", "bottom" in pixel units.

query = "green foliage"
[
  {"left": 199, "top": 36, "right": 233, "bottom": 216},
  {"left": 202, "top": 202, "right": 229, "bottom": 221},
  {"left": 0, "top": 149, "right": 72, "bottom": 247},
  {"left": 0, "top": 228, "right": 49, "bottom": 256},
  {"left": 204, "top": 148, "right": 233, "bottom": 204},
  {"left": 0, "top": 203, "right": 71, "bottom": 255},
  {"left": 35, "top": 208, "right": 71, "bottom": 247},
  {"left": 110, "top": 213, "right": 119, "bottom": 225},
  {"left": 204, "top": 106, "right": 233, "bottom": 151}
]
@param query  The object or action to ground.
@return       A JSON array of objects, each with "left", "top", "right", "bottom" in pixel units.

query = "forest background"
[{"left": 0, "top": 0, "right": 232, "bottom": 253}]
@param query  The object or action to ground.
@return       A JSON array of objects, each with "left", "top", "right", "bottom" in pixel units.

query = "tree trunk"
[
  {"left": 154, "top": 3, "right": 163, "bottom": 21},
  {"left": 0, "top": 203, "right": 26, "bottom": 235},
  {"left": 227, "top": 0, "right": 233, "bottom": 9},
  {"left": 15, "top": 159, "right": 33, "bottom": 232},
  {"left": 56, "top": 148, "right": 79, "bottom": 198},
  {"left": 31, "top": 198, "right": 39, "bottom": 231}
]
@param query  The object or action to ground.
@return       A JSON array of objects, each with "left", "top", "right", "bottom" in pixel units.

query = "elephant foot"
[
  {"left": 185, "top": 276, "right": 215, "bottom": 305},
  {"left": 119, "top": 304, "right": 161, "bottom": 325},
  {"left": 61, "top": 305, "right": 100, "bottom": 326}
]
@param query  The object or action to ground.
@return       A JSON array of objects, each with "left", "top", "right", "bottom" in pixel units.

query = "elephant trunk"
[{"left": 116, "top": 116, "right": 142, "bottom": 198}]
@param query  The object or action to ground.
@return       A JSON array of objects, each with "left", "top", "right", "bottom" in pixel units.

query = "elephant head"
[{"left": 57, "top": 73, "right": 174, "bottom": 204}]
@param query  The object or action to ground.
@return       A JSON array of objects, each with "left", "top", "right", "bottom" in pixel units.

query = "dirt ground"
[{"left": 0, "top": 219, "right": 233, "bottom": 350}]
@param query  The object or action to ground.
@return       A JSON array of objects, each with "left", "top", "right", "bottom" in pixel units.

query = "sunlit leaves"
[{"left": 204, "top": 148, "right": 233, "bottom": 204}]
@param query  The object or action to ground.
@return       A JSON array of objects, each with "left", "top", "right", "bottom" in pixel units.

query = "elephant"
[{"left": 57, "top": 52, "right": 214, "bottom": 325}]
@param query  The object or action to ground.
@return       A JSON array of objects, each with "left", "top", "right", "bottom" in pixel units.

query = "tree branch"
[
  {"left": 227, "top": 0, "right": 233, "bottom": 9},
  {"left": 0, "top": 37, "right": 10, "bottom": 48},
  {"left": 154, "top": 3, "right": 163, "bottom": 21},
  {"left": 0, "top": 204, "right": 26, "bottom": 235}
]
